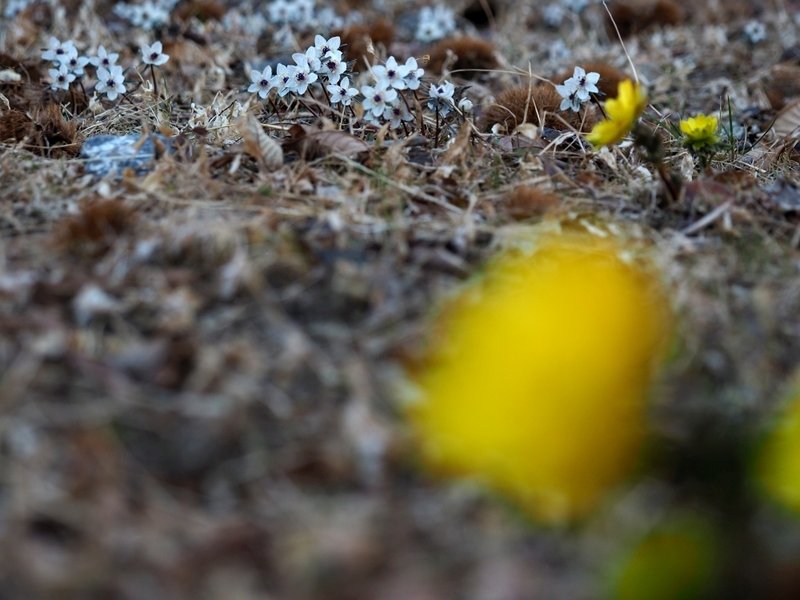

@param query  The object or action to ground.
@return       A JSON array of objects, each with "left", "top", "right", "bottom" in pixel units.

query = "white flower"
[
  {"left": 564, "top": 0, "right": 590, "bottom": 13},
  {"left": 294, "top": 47, "right": 321, "bottom": 73},
  {"left": 743, "top": 20, "right": 766, "bottom": 44},
  {"left": 566, "top": 66, "right": 599, "bottom": 101},
  {"left": 372, "top": 56, "right": 410, "bottom": 90},
  {"left": 317, "top": 50, "right": 347, "bottom": 84},
  {"left": 361, "top": 83, "right": 398, "bottom": 117},
  {"left": 126, "top": 1, "right": 169, "bottom": 30},
  {"left": 457, "top": 97, "right": 473, "bottom": 113},
  {"left": 548, "top": 39, "right": 572, "bottom": 61},
  {"left": 95, "top": 65, "right": 126, "bottom": 101},
  {"left": 267, "top": 0, "right": 291, "bottom": 23},
  {"left": 312, "top": 35, "right": 341, "bottom": 60},
  {"left": 248, "top": 65, "right": 274, "bottom": 99},
  {"left": 542, "top": 5, "right": 565, "bottom": 28},
  {"left": 140, "top": 41, "right": 169, "bottom": 66},
  {"left": 64, "top": 53, "right": 90, "bottom": 77},
  {"left": 293, "top": 0, "right": 315, "bottom": 24},
  {"left": 89, "top": 45, "right": 119, "bottom": 69},
  {"left": 555, "top": 66, "right": 600, "bottom": 111},
  {"left": 402, "top": 57, "right": 425, "bottom": 91},
  {"left": 290, "top": 51, "right": 318, "bottom": 95},
  {"left": 427, "top": 80, "right": 455, "bottom": 114},
  {"left": 272, "top": 63, "right": 295, "bottom": 97},
  {"left": 385, "top": 102, "right": 414, "bottom": 128},
  {"left": 415, "top": 5, "right": 455, "bottom": 42},
  {"left": 416, "top": 21, "right": 442, "bottom": 42},
  {"left": 313, "top": 8, "right": 344, "bottom": 30},
  {"left": 556, "top": 85, "right": 581, "bottom": 112},
  {"left": 116, "top": 2, "right": 168, "bottom": 30},
  {"left": 327, "top": 76, "right": 358, "bottom": 106},
  {"left": 49, "top": 63, "right": 75, "bottom": 90},
  {"left": 4, "top": 0, "right": 30, "bottom": 19},
  {"left": 42, "top": 37, "right": 77, "bottom": 64},
  {"left": 222, "top": 11, "right": 268, "bottom": 36}
]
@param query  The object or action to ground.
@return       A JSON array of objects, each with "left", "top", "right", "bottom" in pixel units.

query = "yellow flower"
[
  {"left": 679, "top": 114, "right": 719, "bottom": 149},
  {"left": 756, "top": 385, "right": 800, "bottom": 513},
  {"left": 587, "top": 80, "right": 648, "bottom": 147},
  {"left": 406, "top": 227, "right": 672, "bottom": 524}
]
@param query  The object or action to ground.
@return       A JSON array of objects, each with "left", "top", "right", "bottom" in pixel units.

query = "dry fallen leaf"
[
  {"left": 283, "top": 124, "right": 370, "bottom": 162},
  {"left": 773, "top": 99, "right": 800, "bottom": 139},
  {"left": 235, "top": 113, "right": 283, "bottom": 170}
]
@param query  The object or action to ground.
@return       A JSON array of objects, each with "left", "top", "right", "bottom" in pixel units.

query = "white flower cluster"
[
  {"left": 222, "top": 11, "right": 269, "bottom": 37},
  {"left": 266, "top": 0, "right": 351, "bottom": 33},
  {"left": 113, "top": 0, "right": 177, "bottom": 31},
  {"left": 248, "top": 35, "right": 348, "bottom": 99},
  {"left": 42, "top": 35, "right": 171, "bottom": 102},
  {"left": 555, "top": 66, "right": 600, "bottom": 112},
  {"left": 42, "top": 37, "right": 82, "bottom": 91},
  {"left": 42, "top": 37, "right": 127, "bottom": 99},
  {"left": 361, "top": 56, "right": 426, "bottom": 128},
  {"left": 247, "top": 35, "right": 466, "bottom": 134},
  {"left": 415, "top": 5, "right": 457, "bottom": 42},
  {"left": 542, "top": 0, "right": 599, "bottom": 27},
  {"left": 266, "top": 0, "right": 315, "bottom": 25}
]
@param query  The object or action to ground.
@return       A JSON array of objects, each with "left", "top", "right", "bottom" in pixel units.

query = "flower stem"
[
  {"left": 320, "top": 83, "right": 333, "bottom": 114},
  {"left": 435, "top": 104, "right": 440, "bottom": 147},
  {"left": 400, "top": 93, "right": 416, "bottom": 131},
  {"left": 150, "top": 64, "right": 159, "bottom": 99}
]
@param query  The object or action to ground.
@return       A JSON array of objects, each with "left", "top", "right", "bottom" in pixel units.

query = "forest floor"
[{"left": 2, "top": 0, "right": 800, "bottom": 598}]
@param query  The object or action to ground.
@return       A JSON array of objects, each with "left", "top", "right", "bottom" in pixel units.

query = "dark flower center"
[
  {"left": 388, "top": 69, "right": 396, "bottom": 78},
  {"left": 150, "top": 52, "right": 159, "bottom": 61},
  {"left": 373, "top": 94, "right": 381, "bottom": 102},
  {"left": 297, "top": 73, "right": 305, "bottom": 81},
  {"left": 260, "top": 79, "right": 268, "bottom": 86},
  {"left": 107, "top": 78, "right": 115, "bottom": 86},
  {"left": 327, "top": 61, "right": 335, "bottom": 70}
]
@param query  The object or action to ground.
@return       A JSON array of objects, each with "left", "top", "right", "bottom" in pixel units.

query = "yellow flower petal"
[
  {"left": 587, "top": 118, "right": 631, "bottom": 147},
  {"left": 587, "top": 80, "right": 648, "bottom": 148},
  {"left": 680, "top": 114, "right": 719, "bottom": 148},
  {"left": 407, "top": 227, "right": 672, "bottom": 524}
]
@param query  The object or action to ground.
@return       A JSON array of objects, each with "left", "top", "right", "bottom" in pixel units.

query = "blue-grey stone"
[{"left": 81, "top": 134, "right": 173, "bottom": 177}]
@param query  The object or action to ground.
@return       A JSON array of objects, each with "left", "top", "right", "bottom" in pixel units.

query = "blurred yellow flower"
[
  {"left": 756, "top": 387, "right": 800, "bottom": 514},
  {"left": 587, "top": 80, "right": 648, "bottom": 147},
  {"left": 407, "top": 227, "right": 672, "bottom": 524},
  {"left": 679, "top": 114, "right": 719, "bottom": 149}
]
